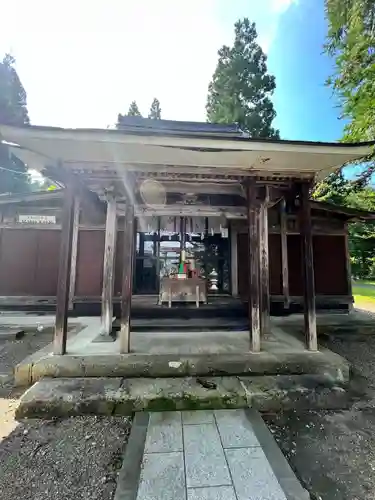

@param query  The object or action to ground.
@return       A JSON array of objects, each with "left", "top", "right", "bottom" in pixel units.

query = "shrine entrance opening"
[{"left": 134, "top": 215, "right": 231, "bottom": 299}]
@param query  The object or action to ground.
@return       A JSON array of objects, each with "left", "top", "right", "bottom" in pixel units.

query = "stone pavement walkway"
[{"left": 115, "top": 409, "right": 309, "bottom": 500}]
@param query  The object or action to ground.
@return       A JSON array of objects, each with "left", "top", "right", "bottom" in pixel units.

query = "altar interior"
[{"left": 135, "top": 214, "right": 230, "bottom": 301}]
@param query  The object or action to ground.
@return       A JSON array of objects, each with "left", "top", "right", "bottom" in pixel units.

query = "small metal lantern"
[{"left": 208, "top": 269, "right": 219, "bottom": 291}]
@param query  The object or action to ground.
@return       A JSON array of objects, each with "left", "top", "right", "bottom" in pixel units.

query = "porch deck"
[{"left": 11, "top": 313, "right": 350, "bottom": 387}]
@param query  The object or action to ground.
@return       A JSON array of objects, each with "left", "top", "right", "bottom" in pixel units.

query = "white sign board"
[{"left": 18, "top": 215, "right": 56, "bottom": 225}]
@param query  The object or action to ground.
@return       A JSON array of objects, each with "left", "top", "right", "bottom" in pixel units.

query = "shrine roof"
[{"left": 0, "top": 119, "right": 373, "bottom": 185}]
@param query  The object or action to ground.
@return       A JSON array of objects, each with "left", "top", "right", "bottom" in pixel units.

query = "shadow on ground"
[{"left": 264, "top": 330, "right": 375, "bottom": 500}]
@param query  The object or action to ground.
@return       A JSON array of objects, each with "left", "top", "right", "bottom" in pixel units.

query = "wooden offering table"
[{"left": 159, "top": 277, "right": 207, "bottom": 307}]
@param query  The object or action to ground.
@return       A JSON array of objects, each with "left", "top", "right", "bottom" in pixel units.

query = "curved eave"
[{"left": 0, "top": 124, "right": 373, "bottom": 182}]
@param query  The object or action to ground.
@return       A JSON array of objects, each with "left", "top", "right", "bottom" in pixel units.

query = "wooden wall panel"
[
  {"left": 34, "top": 230, "right": 61, "bottom": 295},
  {"left": 114, "top": 233, "right": 124, "bottom": 296},
  {"left": 287, "top": 234, "right": 348, "bottom": 296},
  {"left": 0, "top": 229, "right": 39, "bottom": 295},
  {"left": 237, "top": 233, "right": 248, "bottom": 299},
  {"left": 287, "top": 235, "right": 303, "bottom": 296},
  {"left": 0, "top": 228, "right": 349, "bottom": 300},
  {"left": 269, "top": 234, "right": 282, "bottom": 295},
  {"left": 314, "top": 235, "right": 347, "bottom": 294},
  {"left": 75, "top": 230, "right": 105, "bottom": 296},
  {"left": 237, "top": 232, "right": 282, "bottom": 299},
  {"left": 0, "top": 229, "right": 61, "bottom": 296}
]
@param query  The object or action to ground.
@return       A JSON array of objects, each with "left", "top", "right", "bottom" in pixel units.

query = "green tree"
[
  {"left": 206, "top": 18, "right": 279, "bottom": 138},
  {"left": 148, "top": 98, "right": 161, "bottom": 119},
  {"left": 312, "top": 171, "right": 353, "bottom": 204},
  {"left": 127, "top": 101, "right": 141, "bottom": 116},
  {"left": 0, "top": 54, "right": 30, "bottom": 193},
  {"left": 346, "top": 187, "right": 375, "bottom": 278},
  {"left": 117, "top": 100, "right": 142, "bottom": 128},
  {"left": 325, "top": 0, "right": 375, "bottom": 181}
]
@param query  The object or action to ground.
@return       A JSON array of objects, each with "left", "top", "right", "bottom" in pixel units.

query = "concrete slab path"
[{"left": 114, "top": 409, "right": 309, "bottom": 500}]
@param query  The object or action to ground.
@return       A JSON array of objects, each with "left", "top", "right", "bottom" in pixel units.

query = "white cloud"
[
  {"left": 0, "top": 0, "right": 296, "bottom": 127},
  {"left": 271, "top": 0, "right": 299, "bottom": 13},
  {"left": 258, "top": 0, "right": 299, "bottom": 51}
]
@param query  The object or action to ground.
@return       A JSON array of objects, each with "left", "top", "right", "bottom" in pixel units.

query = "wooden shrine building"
[{"left": 0, "top": 118, "right": 374, "bottom": 356}]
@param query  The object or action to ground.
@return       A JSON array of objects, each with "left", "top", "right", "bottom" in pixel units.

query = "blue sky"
[
  {"left": 1, "top": 0, "right": 344, "bottom": 143},
  {"left": 269, "top": 0, "right": 343, "bottom": 141}
]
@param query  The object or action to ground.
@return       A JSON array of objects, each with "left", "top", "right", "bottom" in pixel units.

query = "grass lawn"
[{"left": 353, "top": 283, "right": 375, "bottom": 306}]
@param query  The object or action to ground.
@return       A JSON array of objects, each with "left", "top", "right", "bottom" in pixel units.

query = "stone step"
[
  {"left": 122, "top": 317, "right": 249, "bottom": 332},
  {"left": 16, "top": 374, "right": 349, "bottom": 420},
  {"left": 16, "top": 349, "right": 350, "bottom": 387}
]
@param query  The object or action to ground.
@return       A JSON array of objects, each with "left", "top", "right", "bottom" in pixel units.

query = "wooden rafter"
[{"left": 43, "top": 164, "right": 106, "bottom": 215}]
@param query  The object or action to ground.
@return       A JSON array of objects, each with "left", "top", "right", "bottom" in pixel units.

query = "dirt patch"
[
  {"left": 355, "top": 300, "right": 375, "bottom": 314},
  {"left": 0, "top": 415, "right": 131, "bottom": 500}
]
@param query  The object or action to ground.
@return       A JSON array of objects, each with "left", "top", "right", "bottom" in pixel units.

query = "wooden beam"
[
  {"left": 68, "top": 196, "right": 80, "bottom": 309},
  {"left": 137, "top": 180, "right": 244, "bottom": 196},
  {"left": 280, "top": 198, "right": 290, "bottom": 308},
  {"left": 100, "top": 196, "right": 118, "bottom": 337},
  {"left": 259, "top": 190, "right": 270, "bottom": 335},
  {"left": 344, "top": 223, "right": 353, "bottom": 312},
  {"left": 246, "top": 180, "right": 261, "bottom": 352},
  {"left": 0, "top": 190, "right": 63, "bottom": 205},
  {"left": 299, "top": 182, "right": 317, "bottom": 351},
  {"left": 134, "top": 205, "right": 247, "bottom": 218},
  {"left": 120, "top": 202, "right": 135, "bottom": 353},
  {"left": 53, "top": 182, "right": 75, "bottom": 355},
  {"left": 43, "top": 164, "right": 106, "bottom": 215}
]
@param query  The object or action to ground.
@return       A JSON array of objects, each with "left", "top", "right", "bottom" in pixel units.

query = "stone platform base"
[
  {"left": 15, "top": 348, "right": 350, "bottom": 387},
  {"left": 16, "top": 374, "right": 350, "bottom": 420}
]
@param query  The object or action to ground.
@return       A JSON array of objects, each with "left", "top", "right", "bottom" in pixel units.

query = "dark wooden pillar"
[
  {"left": 68, "top": 196, "right": 80, "bottom": 310},
  {"left": 259, "top": 190, "right": 270, "bottom": 334},
  {"left": 344, "top": 223, "right": 353, "bottom": 312},
  {"left": 101, "top": 195, "right": 118, "bottom": 337},
  {"left": 120, "top": 202, "right": 135, "bottom": 353},
  {"left": 299, "top": 182, "right": 317, "bottom": 351},
  {"left": 53, "top": 183, "right": 75, "bottom": 355},
  {"left": 246, "top": 180, "right": 261, "bottom": 352},
  {"left": 180, "top": 216, "right": 186, "bottom": 256},
  {"left": 280, "top": 198, "right": 290, "bottom": 308}
]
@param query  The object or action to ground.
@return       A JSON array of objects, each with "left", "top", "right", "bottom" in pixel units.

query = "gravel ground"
[
  {"left": 0, "top": 327, "right": 132, "bottom": 500},
  {"left": 0, "top": 327, "right": 54, "bottom": 393},
  {"left": 0, "top": 416, "right": 131, "bottom": 500},
  {"left": 264, "top": 322, "right": 375, "bottom": 500}
]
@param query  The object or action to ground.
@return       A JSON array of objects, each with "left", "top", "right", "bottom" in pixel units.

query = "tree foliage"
[
  {"left": 127, "top": 100, "right": 142, "bottom": 116},
  {"left": 312, "top": 171, "right": 354, "bottom": 204},
  {"left": 319, "top": 2, "right": 375, "bottom": 277},
  {"left": 346, "top": 187, "right": 375, "bottom": 278},
  {"left": 117, "top": 100, "right": 142, "bottom": 127},
  {"left": 206, "top": 18, "right": 279, "bottom": 138},
  {"left": 148, "top": 98, "right": 161, "bottom": 119},
  {"left": 0, "top": 54, "right": 30, "bottom": 193},
  {"left": 325, "top": 0, "right": 375, "bottom": 180}
]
